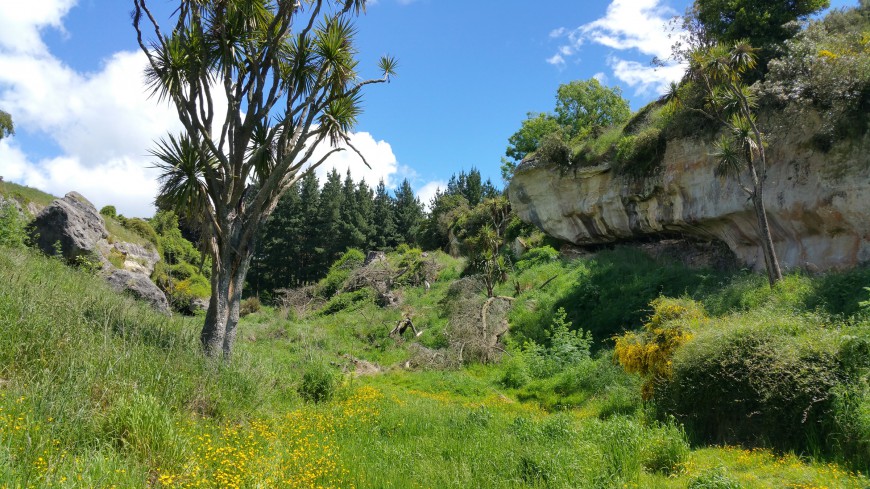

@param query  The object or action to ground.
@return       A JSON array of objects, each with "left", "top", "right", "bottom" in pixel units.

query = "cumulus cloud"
[
  {"left": 415, "top": 180, "right": 447, "bottom": 211},
  {"left": 547, "top": 0, "right": 687, "bottom": 96},
  {"left": 0, "top": 0, "right": 401, "bottom": 217},
  {"left": 0, "top": 0, "right": 76, "bottom": 55},
  {"left": 311, "top": 131, "right": 399, "bottom": 187}
]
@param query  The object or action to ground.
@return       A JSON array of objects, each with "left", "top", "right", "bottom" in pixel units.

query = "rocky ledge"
[{"left": 509, "top": 115, "right": 870, "bottom": 272}]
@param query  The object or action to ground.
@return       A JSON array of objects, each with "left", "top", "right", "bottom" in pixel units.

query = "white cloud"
[
  {"left": 549, "top": 27, "right": 567, "bottom": 38},
  {"left": 547, "top": 0, "right": 687, "bottom": 96},
  {"left": 580, "top": 0, "right": 679, "bottom": 60},
  {"left": 0, "top": 2, "right": 400, "bottom": 218},
  {"left": 0, "top": 0, "right": 76, "bottom": 55},
  {"left": 546, "top": 54, "right": 566, "bottom": 66},
  {"left": 312, "top": 131, "right": 399, "bottom": 187},
  {"left": 415, "top": 180, "right": 447, "bottom": 210},
  {"left": 593, "top": 71, "right": 609, "bottom": 84},
  {"left": 608, "top": 58, "right": 686, "bottom": 97}
]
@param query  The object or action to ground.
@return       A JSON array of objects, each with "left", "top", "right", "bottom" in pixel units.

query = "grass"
[
  {"left": 0, "top": 181, "right": 56, "bottom": 216},
  {"left": 0, "top": 245, "right": 867, "bottom": 487},
  {"left": 104, "top": 216, "right": 155, "bottom": 248}
]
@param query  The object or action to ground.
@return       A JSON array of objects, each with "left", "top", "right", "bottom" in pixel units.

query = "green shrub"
[
  {"left": 515, "top": 245, "right": 559, "bottom": 271},
  {"left": 0, "top": 201, "right": 28, "bottom": 248},
  {"left": 240, "top": 297, "right": 262, "bottom": 317},
  {"left": 123, "top": 218, "right": 159, "bottom": 246},
  {"left": 500, "top": 353, "right": 531, "bottom": 388},
  {"left": 656, "top": 317, "right": 853, "bottom": 460},
  {"left": 688, "top": 467, "right": 743, "bottom": 489},
  {"left": 317, "top": 248, "right": 365, "bottom": 297},
  {"left": 298, "top": 361, "right": 339, "bottom": 403},
  {"left": 641, "top": 419, "right": 689, "bottom": 474},
  {"left": 319, "top": 289, "right": 373, "bottom": 315},
  {"left": 613, "top": 126, "right": 667, "bottom": 178},
  {"left": 99, "top": 205, "right": 117, "bottom": 218}
]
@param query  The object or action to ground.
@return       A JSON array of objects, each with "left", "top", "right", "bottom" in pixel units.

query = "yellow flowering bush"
[{"left": 613, "top": 297, "right": 702, "bottom": 399}]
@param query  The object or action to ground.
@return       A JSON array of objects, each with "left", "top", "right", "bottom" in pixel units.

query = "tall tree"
[
  {"left": 503, "top": 78, "right": 630, "bottom": 179},
  {"left": 317, "top": 168, "right": 344, "bottom": 263},
  {"left": 297, "top": 171, "right": 322, "bottom": 283},
  {"left": 695, "top": 0, "right": 829, "bottom": 49},
  {"left": 247, "top": 182, "right": 304, "bottom": 296},
  {"left": 355, "top": 179, "right": 375, "bottom": 247},
  {"left": 0, "top": 110, "right": 13, "bottom": 140},
  {"left": 393, "top": 178, "right": 423, "bottom": 246},
  {"left": 682, "top": 42, "right": 783, "bottom": 285},
  {"left": 554, "top": 78, "right": 631, "bottom": 140},
  {"left": 371, "top": 179, "right": 396, "bottom": 249},
  {"left": 337, "top": 169, "right": 366, "bottom": 251},
  {"left": 134, "top": 0, "right": 396, "bottom": 357}
]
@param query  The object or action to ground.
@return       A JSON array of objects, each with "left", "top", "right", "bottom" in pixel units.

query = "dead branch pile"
[
  {"left": 274, "top": 285, "right": 323, "bottom": 318},
  {"left": 441, "top": 276, "right": 513, "bottom": 364}
]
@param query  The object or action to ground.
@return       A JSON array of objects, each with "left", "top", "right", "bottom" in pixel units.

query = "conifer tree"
[
  {"left": 393, "top": 179, "right": 424, "bottom": 246},
  {"left": 318, "top": 169, "right": 344, "bottom": 264},
  {"left": 371, "top": 179, "right": 397, "bottom": 249}
]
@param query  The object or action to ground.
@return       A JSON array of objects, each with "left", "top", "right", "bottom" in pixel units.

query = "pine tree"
[
  {"left": 372, "top": 179, "right": 397, "bottom": 249},
  {"left": 317, "top": 169, "right": 344, "bottom": 265},
  {"left": 338, "top": 169, "right": 366, "bottom": 251},
  {"left": 248, "top": 182, "right": 304, "bottom": 297},
  {"left": 355, "top": 179, "right": 375, "bottom": 248},
  {"left": 393, "top": 179, "right": 424, "bottom": 246},
  {"left": 297, "top": 171, "right": 322, "bottom": 284}
]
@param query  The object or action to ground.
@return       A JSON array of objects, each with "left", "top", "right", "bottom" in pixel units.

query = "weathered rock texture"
[
  {"left": 30, "top": 192, "right": 169, "bottom": 312},
  {"left": 30, "top": 192, "right": 108, "bottom": 262},
  {"left": 509, "top": 118, "right": 870, "bottom": 272},
  {"left": 106, "top": 269, "right": 170, "bottom": 313}
]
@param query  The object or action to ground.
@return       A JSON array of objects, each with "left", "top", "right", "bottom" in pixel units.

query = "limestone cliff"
[{"left": 508, "top": 113, "right": 870, "bottom": 272}]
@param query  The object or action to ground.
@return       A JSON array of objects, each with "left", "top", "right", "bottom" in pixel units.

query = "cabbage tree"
[{"left": 133, "top": 0, "right": 395, "bottom": 357}]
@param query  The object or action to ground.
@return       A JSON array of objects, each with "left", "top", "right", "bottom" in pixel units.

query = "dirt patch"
[{"left": 341, "top": 355, "right": 383, "bottom": 377}]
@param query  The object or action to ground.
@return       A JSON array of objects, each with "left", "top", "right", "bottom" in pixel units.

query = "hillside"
[{"left": 1, "top": 241, "right": 868, "bottom": 487}]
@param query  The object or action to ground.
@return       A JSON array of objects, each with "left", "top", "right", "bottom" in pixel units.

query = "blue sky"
[{"left": 0, "top": 0, "right": 857, "bottom": 216}]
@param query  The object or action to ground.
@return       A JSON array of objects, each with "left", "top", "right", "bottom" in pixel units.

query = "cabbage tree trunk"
[{"left": 201, "top": 219, "right": 253, "bottom": 358}]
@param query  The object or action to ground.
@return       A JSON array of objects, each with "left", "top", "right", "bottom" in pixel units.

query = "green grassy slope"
[{"left": 1, "top": 245, "right": 867, "bottom": 488}]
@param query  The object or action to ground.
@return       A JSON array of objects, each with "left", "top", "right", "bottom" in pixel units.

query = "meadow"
[{"left": 1, "top": 244, "right": 868, "bottom": 488}]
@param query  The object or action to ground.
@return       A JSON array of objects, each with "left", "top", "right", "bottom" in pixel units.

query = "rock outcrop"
[
  {"left": 30, "top": 192, "right": 108, "bottom": 262},
  {"left": 30, "top": 192, "right": 169, "bottom": 312},
  {"left": 509, "top": 117, "right": 870, "bottom": 272},
  {"left": 105, "top": 269, "right": 170, "bottom": 313}
]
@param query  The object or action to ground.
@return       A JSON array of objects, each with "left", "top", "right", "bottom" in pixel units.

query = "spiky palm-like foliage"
[
  {"left": 133, "top": 0, "right": 396, "bottom": 357},
  {"left": 683, "top": 41, "right": 782, "bottom": 286}
]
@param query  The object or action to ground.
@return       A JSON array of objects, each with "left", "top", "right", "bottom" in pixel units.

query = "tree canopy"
[
  {"left": 695, "top": 0, "right": 830, "bottom": 48},
  {"left": 134, "top": 0, "right": 395, "bottom": 357},
  {"left": 503, "top": 78, "right": 630, "bottom": 177},
  {"left": 0, "top": 110, "right": 13, "bottom": 140}
]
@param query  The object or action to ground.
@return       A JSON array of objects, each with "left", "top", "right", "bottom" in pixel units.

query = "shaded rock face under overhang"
[{"left": 509, "top": 116, "right": 870, "bottom": 273}]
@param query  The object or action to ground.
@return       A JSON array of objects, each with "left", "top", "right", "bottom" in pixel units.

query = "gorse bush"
[
  {"left": 655, "top": 310, "right": 865, "bottom": 466},
  {"left": 614, "top": 297, "right": 701, "bottom": 399}
]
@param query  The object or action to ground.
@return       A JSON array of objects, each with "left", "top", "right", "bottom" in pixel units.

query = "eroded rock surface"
[
  {"left": 30, "top": 191, "right": 169, "bottom": 312},
  {"left": 509, "top": 120, "right": 870, "bottom": 272},
  {"left": 30, "top": 192, "right": 108, "bottom": 262}
]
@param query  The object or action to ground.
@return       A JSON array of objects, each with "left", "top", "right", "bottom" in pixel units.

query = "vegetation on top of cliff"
[{"left": 506, "top": 2, "right": 870, "bottom": 181}]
